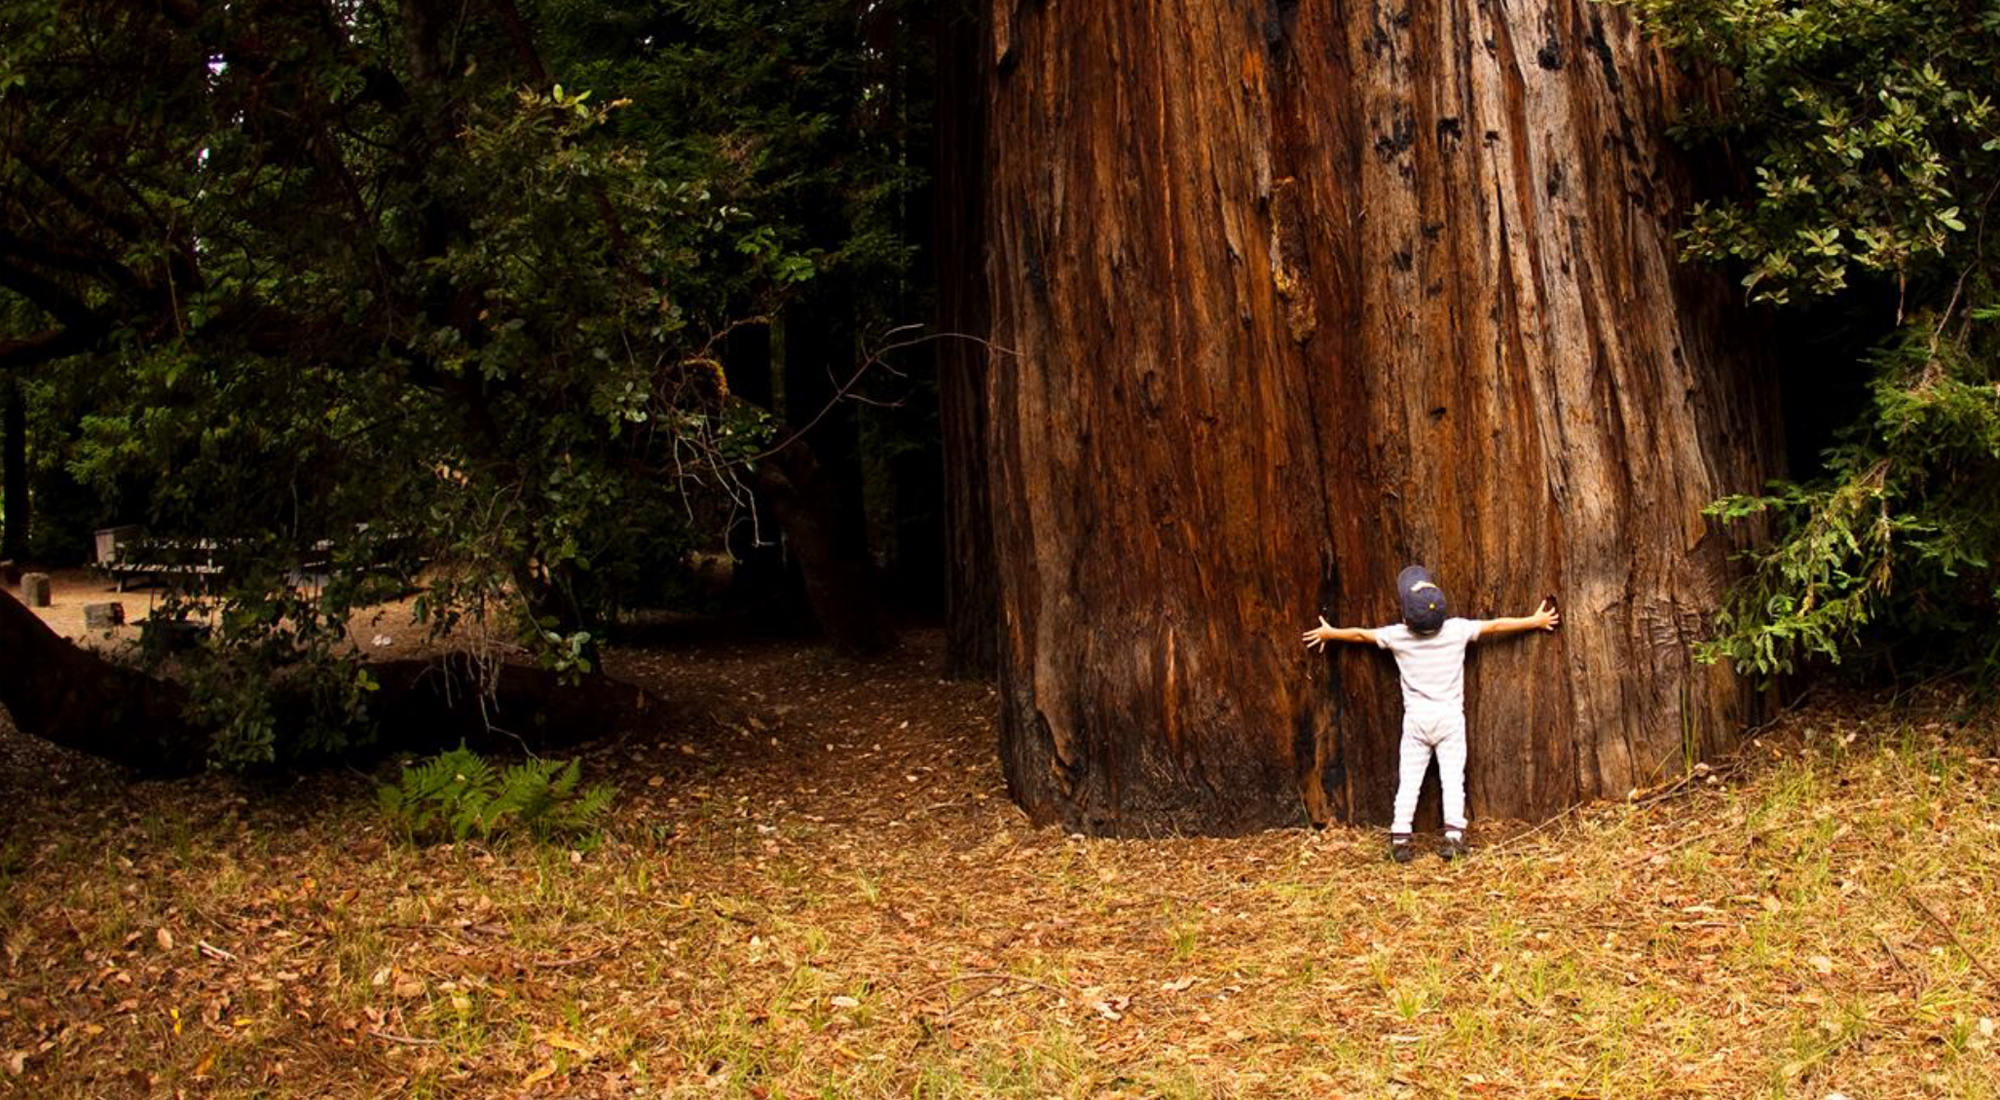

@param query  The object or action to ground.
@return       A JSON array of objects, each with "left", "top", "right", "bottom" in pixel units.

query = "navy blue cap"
[{"left": 1398, "top": 565, "right": 1447, "bottom": 635}]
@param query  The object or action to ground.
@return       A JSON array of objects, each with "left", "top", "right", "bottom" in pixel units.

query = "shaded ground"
[{"left": 1, "top": 621, "right": 1997, "bottom": 1098}]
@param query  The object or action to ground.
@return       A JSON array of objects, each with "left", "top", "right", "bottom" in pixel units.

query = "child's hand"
[
  {"left": 1532, "top": 597, "right": 1561, "bottom": 632},
  {"left": 1302, "top": 616, "right": 1336, "bottom": 651}
]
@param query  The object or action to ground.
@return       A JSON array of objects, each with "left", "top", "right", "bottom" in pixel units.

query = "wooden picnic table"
[
  {"left": 93, "top": 526, "right": 364, "bottom": 592},
  {"left": 93, "top": 527, "right": 225, "bottom": 591}
]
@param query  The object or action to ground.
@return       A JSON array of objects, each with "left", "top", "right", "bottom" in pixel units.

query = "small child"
[{"left": 1301, "top": 565, "right": 1560, "bottom": 862}]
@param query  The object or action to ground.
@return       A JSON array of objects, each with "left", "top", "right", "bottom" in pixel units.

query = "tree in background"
[
  {"left": 540, "top": 0, "right": 934, "bottom": 647},
  {"left": 1617, "top": 0, "right": 2000, "bottom": 683},
  {"left": 0, "top": 0, "right": 917, "bottom": 767}
]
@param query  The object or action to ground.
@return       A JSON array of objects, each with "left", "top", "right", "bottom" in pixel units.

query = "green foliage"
[
  {"left": 1619, "top": 0, "right": 2000, "bottom": 680},
  {"left": 1700, "top": 308, "right": 2000, "bottom": 677},
  {"left": 1622, "top": 0, "right": 2000, "bottom": 305},
  {"left": 376, "top": 744, "right": 615, "bottom": 845},
  {"left": 172, "top": 587, "right": 383, "bottom": 770},
  {"left": 0, "top": 0, "right": 943, "bottom": 764}
]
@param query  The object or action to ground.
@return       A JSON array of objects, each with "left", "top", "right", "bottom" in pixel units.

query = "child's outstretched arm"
[
  {"left": 1302, "top": 616, "right": 1378, "bottom": 651},
  {"left": 1476, "top": 597, "right": 1561, "bottom": 641}
]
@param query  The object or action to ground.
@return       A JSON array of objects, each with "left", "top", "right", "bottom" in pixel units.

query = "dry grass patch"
[{"left": 2, "top": 635, "right": 1996, "bottom": 1098}]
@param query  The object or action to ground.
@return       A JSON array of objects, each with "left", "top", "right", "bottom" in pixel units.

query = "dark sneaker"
[
  {"left": 1438, "top": 834, "right": 1467, "bottom": 861},
  {"left": 1390, "top": 835, "right": 1415, "bottom": 863}
]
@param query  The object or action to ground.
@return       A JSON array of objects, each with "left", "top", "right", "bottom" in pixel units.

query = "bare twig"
[
  {"left": 1523, "top": 683, "right": 1823, "bottom": 846},
  {"left": 196, "top": 940, "right": 239, "bottom": 963},
  {"left": 184, "top": 902, "right": 236, "bottom": 936},
  {"left": 1484, "top": 801, "right": 1589, "bottom": 855},
  {"left": 1616, "top": 823, "right": 1738, "bottom": 874},
  {"left": 910, "top": 970, "right": 1070, "bottom": 1020},
  {"left": 530, "top": 944, "right": 617, "bottom": 969},
  {"left": 1906, "top": 893, "right": 2000, "bottom": 989},
  {"left": 1624, "top": 762, "right": 1736, "bottom": 809},
  {"left": 367, "top": 1028, "right": 443, "bottom": 1047},
  {"left": 744, "top": 327, "right": 1020, "bottom": 466},
  {"left": 380, "top": 921, "right": 507, "bottom": 942},
  {"left": 1873, "top": 928, "right": 1925, "bottom": 999}
]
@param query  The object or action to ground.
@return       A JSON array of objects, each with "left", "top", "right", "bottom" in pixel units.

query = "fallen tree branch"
[
  {"left": 196, "top": 940, "right": 239, "bottom": 963},
  {"left": 1873, "top": 928, "right": 1925, "bottom": 999},
  {"left": 0, "top": 588, "right": 200, "bottom": 772},
  {"left": 1483, "top": 801, "right": 1589, "bottom": 855},
  {"left": 0, "top": 589, "right": 651, "bottom": 772},
  {"left": 531, "top": 944, "right": 617, "bottom": 969}
]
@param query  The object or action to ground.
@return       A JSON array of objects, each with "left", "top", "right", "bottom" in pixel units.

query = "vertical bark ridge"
[{"left": 936, "top": 6, "right": 999, "bottom": 675}]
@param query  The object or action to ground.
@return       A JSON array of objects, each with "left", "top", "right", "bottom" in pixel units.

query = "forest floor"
[{"left": 2, "top": 590, "right": 1998, "bottom": 1099}]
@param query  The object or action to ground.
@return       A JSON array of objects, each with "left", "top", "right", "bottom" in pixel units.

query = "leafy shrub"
[
  {"left": 1620, "top": 0, "right": 1999, "bottom": 306},
  {"left": 1618, "top": 0, "right": 2000, "bottom": 682},
  {"left": 169, "top": 584, "right": 382, "bottom": 770},
  {"left": 377, "top": 745, "right": 615, "bottom": 845},
  {"left": 1699, "top": 310, "right": 2000, "bottom": 680}
]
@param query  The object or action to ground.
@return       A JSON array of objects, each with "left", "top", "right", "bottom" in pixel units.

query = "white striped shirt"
[{"left": 1373, "top": 618, "right": 1488, "bottom": 717}]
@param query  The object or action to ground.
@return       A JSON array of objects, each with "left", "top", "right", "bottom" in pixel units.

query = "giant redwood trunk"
[{"left": 982, "top": 0, "right": 1780, "bottom": 834}]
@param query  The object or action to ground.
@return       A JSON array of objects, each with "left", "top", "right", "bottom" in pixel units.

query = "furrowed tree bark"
[
  {"left": 935, "top": 7, "right": 1000, "bottom": 677},
  {"left": 984, "top": 0, "right": 1780, "bottom": 834}
]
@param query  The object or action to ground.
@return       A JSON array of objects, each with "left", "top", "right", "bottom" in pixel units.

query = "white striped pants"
[{"left": 1391, "top": 709, "right": 1467, "bottom": 835}]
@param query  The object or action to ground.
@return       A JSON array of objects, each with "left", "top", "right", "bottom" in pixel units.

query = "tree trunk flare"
[
  {"left": 983, "top": 0, "right": 1780, "bottom": 834},
  {"left": 935, "top": 9, "right": 1000, "bottom": 677},
  {"left": 2, "top": 377, "right": 26, "bottom": 560}
]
